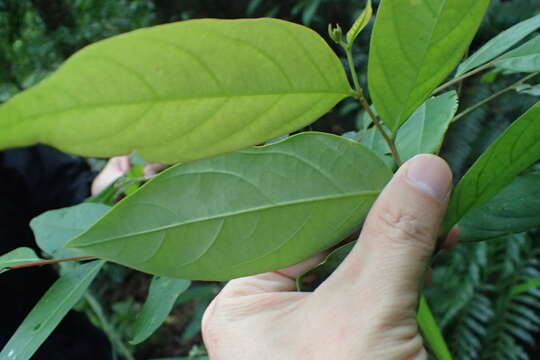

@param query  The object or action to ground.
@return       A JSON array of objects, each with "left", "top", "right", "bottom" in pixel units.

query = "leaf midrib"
[{"left": 72, "top": 190, "right": 380, "bottom": 248}]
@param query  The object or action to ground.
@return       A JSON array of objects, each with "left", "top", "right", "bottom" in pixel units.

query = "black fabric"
[{"left": 0, "top": 145, "right": 111, "bottom": 359}]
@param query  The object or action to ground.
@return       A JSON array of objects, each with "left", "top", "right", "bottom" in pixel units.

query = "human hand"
[{"left": 202, "top": 154, "right": 454, "bottom": 360}]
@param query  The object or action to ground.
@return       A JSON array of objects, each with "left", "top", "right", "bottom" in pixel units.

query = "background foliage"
[{"left": 1, "top": 0, "right": 540, "bottom": 359}]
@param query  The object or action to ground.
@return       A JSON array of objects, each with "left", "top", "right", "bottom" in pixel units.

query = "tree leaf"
[
  {"left": 368, "top": 0, "right": 488, "bottom": 132},
  {"left": 66, "top": 132, "right": 392, "bottom": 281},
  {"left": 457, "top": 14, "right": 540, "bottom": 76},
  {"left": 130, "top": 276, "right": 191, "bottom": 345},
  {"left": 459, "top": 172, "right": 540, "bottom": 242},
  {"left": 417, "top": 296, "right": 453, "bottom": 360},
  {"left": 346, "top": 0, "right": 372, "bottom": 45},
  {"left": 0, "top": 260, "right": 104, "bottom": 360},
  {"left": 30, "top": 203, "right": 111, "bottom": 259},
  {"left": 443, "top": 101, "right": 540, "bottom": 233},
  {"left": 495, "top": 35, "right": 540, "bottom": 73},
  {"left": 0, "top": 247, "right": 41, "bottom": 271},
  {"left": 0, "top": 18, "right": 351, "bottom": 164},
  {"left": 360, "top": 91, "right": 458, "bottom": 163}
]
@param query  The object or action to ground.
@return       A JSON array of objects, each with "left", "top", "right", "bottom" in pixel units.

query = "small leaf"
[
  {"left": 0, "top": 19, "right": 351, "bottom": 164},
  {"left": 457, "top": 14, "right": 540, "bottom": 76},
  {"left": 443, "top": 101, "right": 540, "bottom": 233},
  {"left": 512, "top": 277, "right": 540, "bottom": 296},
  {"left": 0, "top": 260, "right": 104, "bottom": 360},
  {"left": 130, "top": 276, "right": 191, "bottom": 345},
  {"left": 417, "top": 296, "right": 453, "bottom": 360},
  {"left": 495, "top": 35, "right": 540, "bottom": 73},
  {"left": 368, "top": 0, "right": 489, "bottom": 132},
  {"left": 516, "top": 83, "right": 540, "bottom": 96},
  {"left": 67, "top": 132, "right": 392, "bottom": 281},
  {"left": 30, "top": 203, "right": 111, "bottom": 259},
  {"left": 0, "top": 248, "right": 41, "bottom": 271},
  {"left": 360, "top": 91, "right": 458, "bottom": 163},
  {"left": 459, "top": 172, "right": 540, "bottom": 241},
  {"left": 346, "top": 0, "right": 372, "bottom": 44}
]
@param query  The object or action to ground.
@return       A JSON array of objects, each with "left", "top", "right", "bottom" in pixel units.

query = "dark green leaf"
[
  {"left": 457, "top": 14, "right": 540, "bottom": 76},
  {"left": 0, "top": 19, "right": 351, "bottom": 164},
  {"left": 368, "top": 0, "right": 489, "bottom": 132},
  {"left": 31, "top": 203, "right": 111, "bottom": 259},
  {"left": 67, "top": 132, "right": 392, "bottom": 281},
  {"left": 0, "top": 260, "right": 104, "bottom": 360},
  {"left": 130, "top": 276, "right": 191, "bottom": 345},
  {"left": 443, "top": 101, "right": 540, "bottom": 232}
]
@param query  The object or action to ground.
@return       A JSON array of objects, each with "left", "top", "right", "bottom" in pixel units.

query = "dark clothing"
[{"left": 0, "top": 146, "right": 110, "bottom": 359}]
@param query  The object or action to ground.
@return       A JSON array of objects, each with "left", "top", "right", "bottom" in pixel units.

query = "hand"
[{"left": 202, "top": 155, "right": 454, "bottom": 360}]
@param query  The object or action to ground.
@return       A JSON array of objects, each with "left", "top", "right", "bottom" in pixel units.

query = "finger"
[
  {"left": 219, "top": 252, "right": 326, "bottom": 297},
  {"left": 320, "top": 154, "right": 452, "bottom": 298}
]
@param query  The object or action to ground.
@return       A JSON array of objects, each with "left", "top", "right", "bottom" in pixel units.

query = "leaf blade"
[
  {"left": 67, "top": 132, "right": 392, "bottom": 281},
  {"left": 0, "top": 19, "right": 351, "bottom": 164},
  {"left": 0, "top": 248, "right": 41, "bottom": 271},
  {"left": 368, "top": 0, "right": 489, "bottom": 132},
  {"left": 495, "top": 35, "right": 540, "bottom": 73}
]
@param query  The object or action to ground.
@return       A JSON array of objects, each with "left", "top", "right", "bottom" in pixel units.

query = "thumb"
[{"left": 320, "top": 155, "right": 452, "bottom": 301}]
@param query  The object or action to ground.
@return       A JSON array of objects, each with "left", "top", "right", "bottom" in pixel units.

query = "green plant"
[{"left": 1, "top": 0, "right": 540, "bottom": 359}]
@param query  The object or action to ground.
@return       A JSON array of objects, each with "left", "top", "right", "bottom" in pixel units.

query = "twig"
[
  {"left": 452, "top": 72, "right": 540, "bottom": 123},
  {"left": 433, "top": 61, "right": 495, "bottom": 94},
  {"left": 8, "top": 256, "right": 94, "bottom": 269}
]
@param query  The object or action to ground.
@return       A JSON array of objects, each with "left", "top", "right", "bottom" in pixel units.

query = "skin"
[{"left": 201, "top": 154, "right": 454, "bottom": 360}]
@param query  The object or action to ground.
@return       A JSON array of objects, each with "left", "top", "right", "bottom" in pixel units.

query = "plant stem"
[
  {"left": 84, "top": 292, "right": 135, "bottom": 360},
  {"left": 342, "top": 43, "right": 403, "bottom": 166},
  {"left": 433, "top": 60, "right": 495, "bottom": 94},
  {"left": 8, "top": 256, "right": 94, "bottom": 269},
  {"left": 452, "top": 72, "right": 540, "bottom": 123}
]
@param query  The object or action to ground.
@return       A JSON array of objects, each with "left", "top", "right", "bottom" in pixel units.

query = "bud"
[{"left": 328, "top": 23, "right": 343, "bottom": 44}]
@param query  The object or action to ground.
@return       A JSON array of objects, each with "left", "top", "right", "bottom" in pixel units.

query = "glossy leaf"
[
  {"left": 0, "top": 260, "right": 104, "bottom": 360},
  {"left": 495, "top": 35, "right": 540, "bottom": 73},
  {"left": 67, "top": 132, "right": 392, "bottom": 281},
  {"left": 360, "top": 91, "right": 458, "bottom": 163},
  {"left": 368, "top": 0, "right": 488, "bottom": 132},
  {"left": 457, "top": 14, "right": 540, "bottom": 76},
  {"left": 130, "top": 276, "right": 191, "bottom": 345},
  {"left": 0, "top": 247, "right": 40, "bottom": 271},
  {"left": 459, "top": 173, "right": 540, "bottom": 241},
  {"left": 346, "top": 0, "right": 372, "bottom": 44},
  {"left": 417, "top": 296, "right": 453, "bottom": 360},
  {"left": 443, "top": 101, "right": 540, "bottom": 233},
  {"left": 31, "top": 203, "right": 111, "bottom": 259},
  {"left": 0, "top": 19, "right": 351, "bottom": 164}
]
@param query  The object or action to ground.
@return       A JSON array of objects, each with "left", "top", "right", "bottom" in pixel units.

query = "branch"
[
  {"left": 433, "top": 61, "right": 496, "bottom": 95},
  {"left": 8, "top": 256, "right": 94, "bottom": 270}
]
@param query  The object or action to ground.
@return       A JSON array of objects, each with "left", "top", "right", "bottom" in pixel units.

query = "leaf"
[
  {"left": 459, "top": 172, "right": 540, "bottom": 241},
  {"left": 0, "top": 18, "right": 351, "bottom": 164},
  {"left": 516, "top": 83, "right": 540, "bottom": 96},
  {"left": 30, "top": 203, "right": 111, "bottom": 259},
  {"left": 368, "top": 0, "right": 489, "bottom": 132},
  {"left": 0, "top": 260, "right": 104, "bottom": 360},
  {"left": 360, "top": 91, "right": 458, "bottom": 163},
  {"left": 417, "top": 296, "right": 453, "bottom": 360},
  {"left": 66, "top": 132, "right": 393, "bottom": 281},
  {"left": 495, "top": 35, "right": 540, "bottom": 73},
  {"left": 130, "top": 276, "right": 191, "bottom": 345},
  {"left": 443, "top": 101, "right": 540, "bottom": 233},
  {"left": 296, "top": 241, "right": 355, "bottom": 291},
  {"left": 0, "top": 247, "right": 40, "bottom": 271},
  {"left": 457, "top": 14, "right": 540, "bottom": 76},
  {"left": 346, "top": 0, "right": 372, "bottom": 44},
  {"left": 512, "top": 277, "right": 540, "bottom": 296}
]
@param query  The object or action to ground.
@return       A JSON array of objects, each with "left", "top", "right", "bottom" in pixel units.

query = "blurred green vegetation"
[{"left": 2, "top": 0, "right": 540, "bottom": 359}]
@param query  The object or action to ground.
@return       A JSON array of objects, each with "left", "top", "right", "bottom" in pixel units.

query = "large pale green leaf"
[
  {"left": 495, "top": 35, "right": 540, "bottom": 73},
  {"left": 30, "top": 203, "right": 111, "bottom": 259},
  {"left": 0, "top": 247, "right": 40, "bottom": 272},
  {"left": 443, "top": 101, "right": 540, "bottom": 233},
  {"left": 130, "top": 276, "right": 191, "bottom": 345},
  {"left": 457, "top": 14, "right": 540, "bottom": 76},
  {"left": 359, "top": 91, "right": 458, "bottom": 163},
  {"left": 66, "top": 132, "right": 392, "bottom": 281},
  {"left": 0, "top": 260, "right": 104, "bottom": 360},
  {"left": 0, "top": 19, "right": 351, "bottom": 164},
  {"left": 368, "top": 0, "right": 488, "bottom": 132},
  {"left": 459, "top": 173, "right": 540, "bottom": 241}
]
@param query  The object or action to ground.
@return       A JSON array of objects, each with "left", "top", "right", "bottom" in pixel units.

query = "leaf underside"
[
  {"left": 0, "top": 18, "right": 351, "bottom": 163},
  {"left": 67, "top": 132, "right": 392, "bottom": 281}
]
